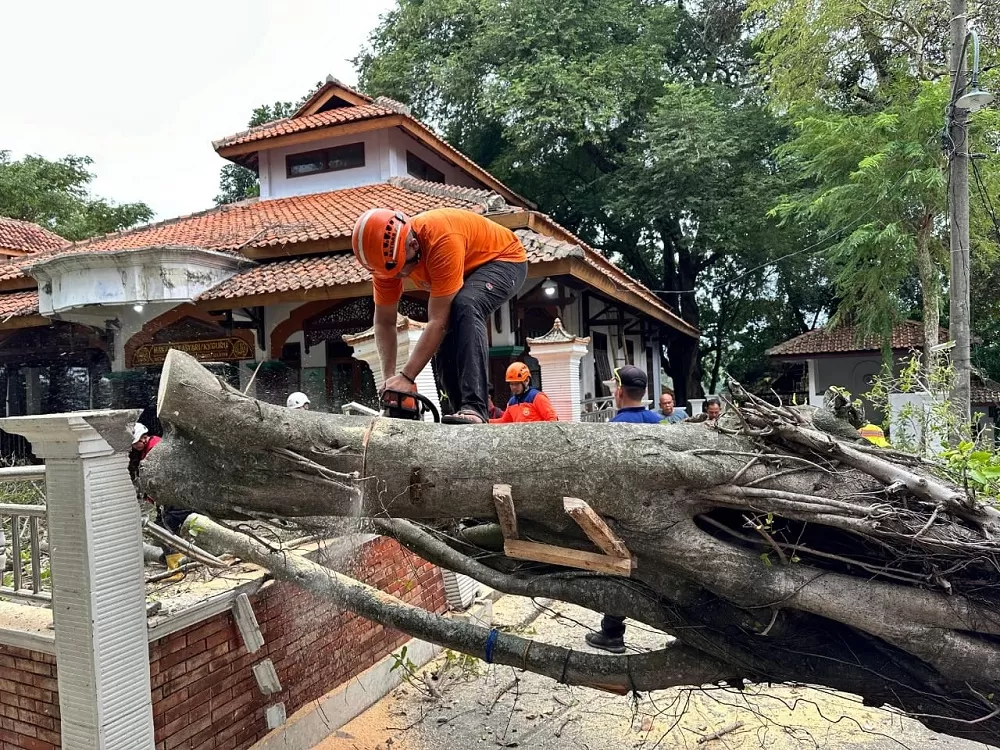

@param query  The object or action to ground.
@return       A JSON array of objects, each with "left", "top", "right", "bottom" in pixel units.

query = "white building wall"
[
  {"left": 387, "top": 130, "right": 484, "bottom": 188},
  {"left": 258, "top": 127, "right": 488, "bottom": 201},
  {"left": 261, "top": 130, "right": 393, "bottom": 200}
]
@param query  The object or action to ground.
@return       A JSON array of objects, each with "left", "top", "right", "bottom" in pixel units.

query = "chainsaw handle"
[
  {"left": 379, "top": 389, "right": 441, "bottom": 423},
  {"left": 411, "top": 393, "right": 441, "bottom": 423}
]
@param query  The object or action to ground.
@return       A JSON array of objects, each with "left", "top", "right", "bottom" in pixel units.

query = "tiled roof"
[
  {"left": 0, "top": 183, "right": 499, "bottom": 284},
  {"left": 388, "top": 176, "right": 508, "bottom": 212},
  {"left": 201, "top": 254, "right": 369, "bottom": 301},
  {"left": 76, "top": 183, "right": 495, "bottom": 253},
  {"left": 0, "top": 217, "right": 67, "bottom": 253},
  {"left": 0, "top": 290, "right": 39, "bottom": 320},
  {"left": 213, "top": 104, "right": 397, "bottom": 149},
  {"left": 971, "top": 379, "right": 1000, "bottom": 405},
  {"left": 200, "top": 230, "right": 585, "bottom": 301},
  {"left": 768, "top": 320, "right": 947, "bottom": 357}
]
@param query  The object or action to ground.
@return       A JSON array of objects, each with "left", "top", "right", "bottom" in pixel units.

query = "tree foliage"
[
  {"left": 0, "top": 151, "right": 154, "bottom": 241},
  {"left": 355, "top": 0, "right": 828, "bottom": 399},
  {"left": 751, "top": 0, "right": 1000, "bottom": 361}
]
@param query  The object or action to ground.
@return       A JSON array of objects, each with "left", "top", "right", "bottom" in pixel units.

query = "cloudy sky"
[{"left": 0, "top": 0, "right": 396, "bottom": 221}]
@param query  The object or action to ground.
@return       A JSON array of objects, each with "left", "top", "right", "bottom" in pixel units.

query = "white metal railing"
[
  {"left": 0, "top": 466, "right": 49, "bottom": 604},
  {"left": 580, "top": 396, "right": 616, "bottom": 423}
]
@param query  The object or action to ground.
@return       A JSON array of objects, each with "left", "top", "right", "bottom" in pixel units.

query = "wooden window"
[
  {"left": 286, "top": 142, "right": 365, "bottom": 178},
  {"left": 406, "top": 151, "right": 445, "bottom": 183}
]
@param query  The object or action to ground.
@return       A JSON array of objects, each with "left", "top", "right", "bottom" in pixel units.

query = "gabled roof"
[
  {"left": 293, "top": 75, "right": 373, "bottom": 117},
  {"left": 768, "top": 320, "right": 947, "bottom": 358},
  {"left": 213, "top": 78, "right": 533, "bottom": 208},
  {"left": 0, "top": 217, "right": 67, "bottom": 254}
]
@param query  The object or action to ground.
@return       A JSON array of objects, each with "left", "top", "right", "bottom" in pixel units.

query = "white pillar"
[
  {"left": 527, "top": 318, "right": 591, "bottom": 423},
  {"left": 345, "top": 316, "right": 442, "bottom": 420},
  {"left": 0, "top": 410, "right": 154, "bottom": 750}
]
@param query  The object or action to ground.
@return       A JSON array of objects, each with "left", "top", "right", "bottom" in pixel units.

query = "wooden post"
[
  {"left": 563, "top": 497, "right": 629, "bottom": 558},
  {"left": 492, "top": 483, "right": 519, "bottom": 540}
]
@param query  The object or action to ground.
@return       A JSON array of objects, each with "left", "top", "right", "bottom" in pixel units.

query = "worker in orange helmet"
[
  {"left": 353, "top": 207, "right": 527, "bottom": 424},
  {"left": 489, "top": 362, "right": 559, "bottom": 423}
]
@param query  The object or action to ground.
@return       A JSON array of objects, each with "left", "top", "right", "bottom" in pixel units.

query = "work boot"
[{"left": 585, "top": 631, "right": 626, "bottom": 654}]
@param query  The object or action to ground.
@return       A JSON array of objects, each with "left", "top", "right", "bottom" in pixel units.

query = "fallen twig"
[{"left": 697, "top": 720, "right": 743, "bottom": 743}]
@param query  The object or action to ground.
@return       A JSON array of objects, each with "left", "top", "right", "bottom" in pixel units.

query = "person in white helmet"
[{"left": 286, "top": 392, "right": 310, "bottom": 410}]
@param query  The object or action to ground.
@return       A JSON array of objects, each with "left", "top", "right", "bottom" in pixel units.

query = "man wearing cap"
[
  {"left": 585, "top": 365, "right": 658, "bottom": 653},
  {"left": 607, "top": 365, "right": 662, "bottom": 424},
  {"left": 352, "top": 207, "right": 527, "bottom": 425}
]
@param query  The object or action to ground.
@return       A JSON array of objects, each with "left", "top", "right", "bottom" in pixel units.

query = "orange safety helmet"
[
  {"left": 505, "top": 362, "right": 531, "bottom": 384},
  {"left": 352, "top": 208, "right": 410, "bottom": 278}
]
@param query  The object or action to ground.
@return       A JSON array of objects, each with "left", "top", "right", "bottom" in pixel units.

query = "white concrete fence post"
[
  {"left": 345, "top": 315, "right": 443, "bottom": 420},
  {"left": 527, "top": 318, "right": 591, "bottom": 423},
  {"left": 0, "top": 410, "right": 155, "bottom": 750}
]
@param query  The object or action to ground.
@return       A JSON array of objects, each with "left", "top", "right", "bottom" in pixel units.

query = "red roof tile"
[
  {"left": 768, "top": 320, "right": 947, "bottom": 358},
  {"left": 213, "top": 104, "right": 397, "bottom": 149},
  {"left": 0, "top": 290, "right": 39, "bottom": 320},
  {"left": 73, "top": 182, "right": 495, "bottom": 253},
  {"left": 0, "top": 217, "right": 67, "bottom": 254},
  {"left": 201, "top": 255, "right": 370, "bottom": 300}
]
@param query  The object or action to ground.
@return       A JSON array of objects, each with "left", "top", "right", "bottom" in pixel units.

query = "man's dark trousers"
[{"left": 434, "top": 260, "right": 527, "bottom": 422}]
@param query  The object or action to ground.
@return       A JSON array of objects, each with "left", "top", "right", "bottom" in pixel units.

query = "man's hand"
[{"left": 382, "top": 374, "right": 418, "bottom": 394}]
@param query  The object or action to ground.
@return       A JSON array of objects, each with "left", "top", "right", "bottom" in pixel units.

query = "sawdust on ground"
[{"left": 314, "top": 595, "right": 994, "bottom": 750}]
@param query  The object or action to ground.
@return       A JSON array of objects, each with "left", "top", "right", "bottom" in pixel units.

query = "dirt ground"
[{"left": 315, "top": 595, "right": 994, "bottom": 750}]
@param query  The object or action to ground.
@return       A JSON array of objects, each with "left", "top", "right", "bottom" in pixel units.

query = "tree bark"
[{"left": 142, "top": 351, "right": 1000, "bottom": 744}]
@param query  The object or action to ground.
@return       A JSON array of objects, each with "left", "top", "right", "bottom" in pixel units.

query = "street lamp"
[{"left": 954, "top": 31, "right": 994, "bottom": 113}]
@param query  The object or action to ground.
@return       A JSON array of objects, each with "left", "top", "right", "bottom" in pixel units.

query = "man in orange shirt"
[
  {"left": 489, "top": 362, "right": 558, "bottom": 423},
  {"left": 353, "top": 207, "right": 528, "bottom": 424}
]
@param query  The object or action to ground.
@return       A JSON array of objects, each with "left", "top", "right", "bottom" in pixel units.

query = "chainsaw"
[{"left": 380, "top": 389, "right": 441, "bottom": 423}]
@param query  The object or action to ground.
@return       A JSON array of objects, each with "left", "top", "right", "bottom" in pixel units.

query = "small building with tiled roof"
[
  {"left": 767, "top": 320, "right": 951, "bottom": 421},
  {"left": 0, "top": 76, "right": 697, "bottom": 420}
]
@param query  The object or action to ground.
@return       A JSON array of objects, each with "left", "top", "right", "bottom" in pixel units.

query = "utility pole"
[{"left": 948, "top": 0, "right": 971, "bottom": 424}]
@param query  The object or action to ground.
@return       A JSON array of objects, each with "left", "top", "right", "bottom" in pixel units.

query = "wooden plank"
[
  {"left": 232, "top": 592, "right": 266, "bottom": 654},
  {"left": 504, "top": 539, "right": 633, "bottom": 577},
  {"left": 563, "top": 497, "right": 630, "bottom": 559},
  {"left": 492, "top": 484, "right": 519, "bottom": 540}
]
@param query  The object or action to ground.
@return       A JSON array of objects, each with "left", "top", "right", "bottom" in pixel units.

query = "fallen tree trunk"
[{"left": 142, "top": 351, "right": 1000, "bottom": 744}]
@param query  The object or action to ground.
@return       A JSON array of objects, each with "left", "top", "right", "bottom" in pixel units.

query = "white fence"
[{"left": 0, "top": 466, "right": 48, "bottom": 605}]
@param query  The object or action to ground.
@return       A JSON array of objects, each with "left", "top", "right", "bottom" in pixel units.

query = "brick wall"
[
  {"left": 149, "top": 535, "right": 447, "bottom": 750},
  {"left": 0, "top": 645, "right": 60, "bottom": 750}
]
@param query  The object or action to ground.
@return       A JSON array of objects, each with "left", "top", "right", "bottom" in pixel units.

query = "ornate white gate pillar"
[
  {"left": 345, "top": 315, "right": 442, "bottom": 420},
  {"left": 0, "top": 410, "right": 154, "bottom": 750},
  {"left": 527, "top": 318, "right": 591, "bottom": 422}
]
